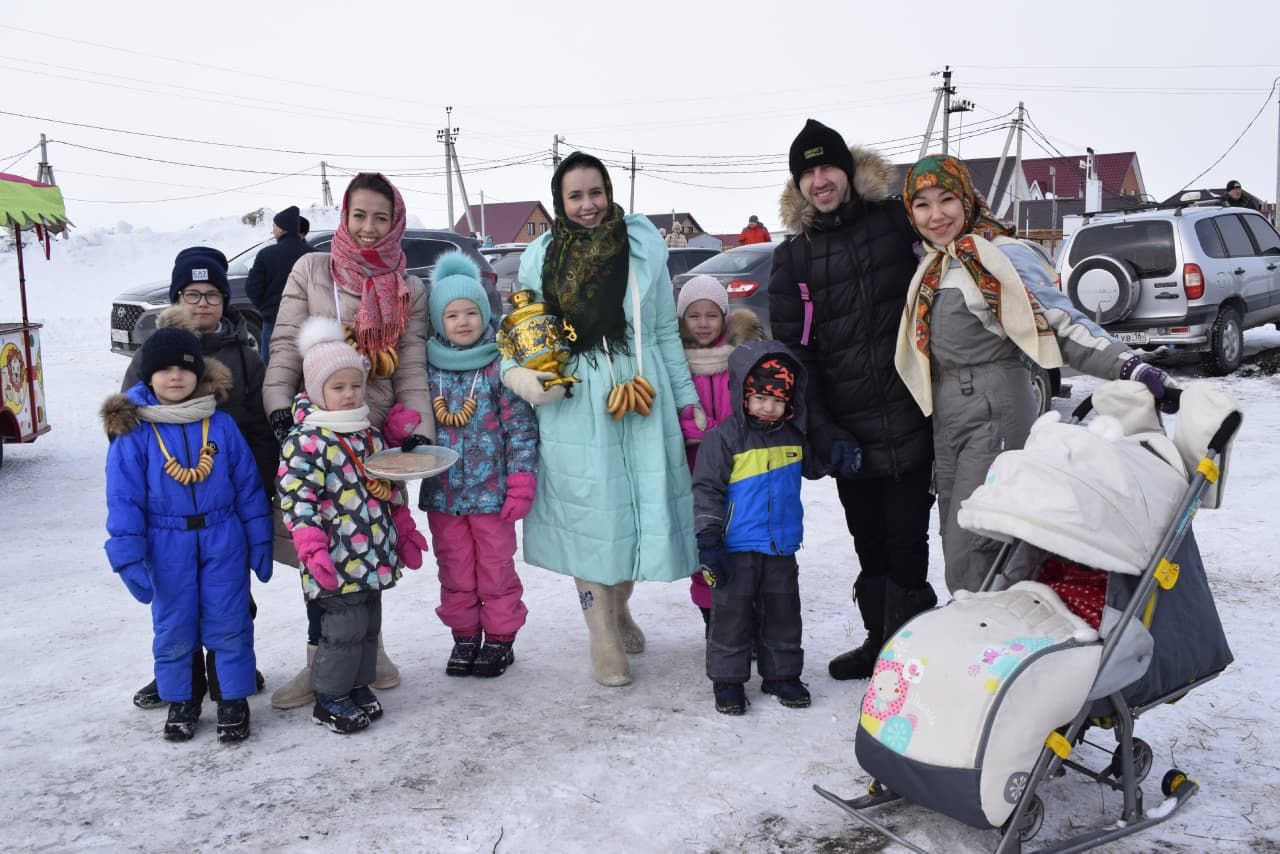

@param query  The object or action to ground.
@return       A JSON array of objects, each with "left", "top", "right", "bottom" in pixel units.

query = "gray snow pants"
[
  {"left": 311, "top": 590, "right": 382, "bottom": 697},
  {"left": 933, "top": 360, "right": 1037, "bottom": 594},
  {"left": 707, "top": 552, "right": 803, "bottom": 683}
]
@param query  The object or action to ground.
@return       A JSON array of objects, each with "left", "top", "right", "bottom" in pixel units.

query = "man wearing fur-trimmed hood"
[{"left": 768, "top": 119, "right": 937, "bottom": 682}]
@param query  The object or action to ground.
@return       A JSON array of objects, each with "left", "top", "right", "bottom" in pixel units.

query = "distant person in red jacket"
[{"left": 739, "top": 214, "right": 771, "bottom": 245}]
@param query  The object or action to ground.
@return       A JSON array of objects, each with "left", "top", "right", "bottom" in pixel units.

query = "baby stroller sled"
[{"left": 814, "top": 380, "right": 1242, "bottom": 853}]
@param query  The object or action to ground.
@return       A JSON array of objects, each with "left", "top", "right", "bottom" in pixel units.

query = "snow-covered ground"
[{"left": 2, "top": 218, "right": 1278, "bottom": 853}]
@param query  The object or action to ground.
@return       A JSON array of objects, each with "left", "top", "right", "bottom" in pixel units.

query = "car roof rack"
[{"left": 1080, "top": 195, "right": 1223, "bottom": 225}]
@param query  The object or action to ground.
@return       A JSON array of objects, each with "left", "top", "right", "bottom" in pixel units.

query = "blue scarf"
[{"left": 426, "top": 326, "right": 500, "bottom": 371}]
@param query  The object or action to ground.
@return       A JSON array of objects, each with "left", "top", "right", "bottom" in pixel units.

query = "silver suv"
[{"left": 1057, "top": 204, "right": 1280, "bottom": 374}]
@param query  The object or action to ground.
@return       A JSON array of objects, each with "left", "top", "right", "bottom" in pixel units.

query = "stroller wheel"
[
  {"left": 1161, "top": 769, "right": 1190, "bottom": 797},
  {"left": 1109, "top": 737, "right": 1153, "bottom": 783},
  {"left": 1002, "top": 794, "right": 1044, "bottom": 843}
]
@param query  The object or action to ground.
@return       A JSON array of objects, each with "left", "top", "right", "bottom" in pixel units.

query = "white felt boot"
[
  {"left": 270, "top": 644, "right": 316, "bottom": 710},
  {"left": 576, "top": 579, "right": 632, "bottom": 687},
  {"left": 614, "top": 581, "right": 646, "bottom": 654},
  {"left": 373, "top": 633, "right": 400, "bottom": 690}
]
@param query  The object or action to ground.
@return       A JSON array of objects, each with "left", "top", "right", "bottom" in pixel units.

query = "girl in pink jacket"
[{"left": 677, "top": 275, "right": 764, "bottom": 628}]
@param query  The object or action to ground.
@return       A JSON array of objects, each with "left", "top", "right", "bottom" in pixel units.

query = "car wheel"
[
  {"left": 1029, "top": 366, "right": 1053, "bottom": 416},
  {"left": 1067, "top": 255, "right": 1140, "bottom": 323},
  {"left": 1201, "top": 305, "right": 1243, "bottom": 375}
]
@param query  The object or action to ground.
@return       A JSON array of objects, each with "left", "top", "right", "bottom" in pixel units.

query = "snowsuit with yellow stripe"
[{"left": 692, "top": 341, "right": 807, "bottom": 683}]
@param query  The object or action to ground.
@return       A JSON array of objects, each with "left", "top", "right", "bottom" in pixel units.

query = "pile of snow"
[{"left": 1, "top": 217, "right": 1277, "bottom": 852}]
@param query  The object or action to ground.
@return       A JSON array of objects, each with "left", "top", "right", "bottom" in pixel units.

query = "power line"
[
  {"left": 51, "top": 140, "right": 321, "bottom": 176},
  {"left": 63, "top": 166, "right": 316, "bottom": 204},
  {"left": 1, "top": 144, "right": 37, "bottom": 172},
  {"left": 1175, "top": 78, "right": 1280, "bottom": 193}
]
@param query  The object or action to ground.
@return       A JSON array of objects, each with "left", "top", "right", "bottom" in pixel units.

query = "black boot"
[
  {"left": 828, "top": 575, "right": 886, "bottom": 681},
  {"left": 473, "top": 640, "right": 515, "bottom": 678},
  {"left": 216, "top": 699, "right": 251, "bottom": 743},
  {"left": 883, "top": 580, "right": 938, "bottom": 640},
  {"left": 133, "top": 678, "right": 163, "bottom": 710},
  {"left": 445, "top": 635, "right": 482, "bottom": 677},
  {"left": 163, "top": 699, "right": 202, "bottom": 742}
]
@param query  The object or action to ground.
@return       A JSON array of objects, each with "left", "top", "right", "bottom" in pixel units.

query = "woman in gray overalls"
[{"left": 894, "top": 155, "right": 1174, "bottom": 594}]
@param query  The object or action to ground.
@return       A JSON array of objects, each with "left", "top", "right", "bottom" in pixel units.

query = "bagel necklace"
[
  {"left": 433, "top": 371, "right": 482, "bottom": 429},
  {"left": 151, "top": 420, "right": 217, "bottom": 486},
  {"left": 334, "top": 431, "right": 393, "bottom": 501}
]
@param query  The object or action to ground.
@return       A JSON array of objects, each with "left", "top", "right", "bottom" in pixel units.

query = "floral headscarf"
[
  {"left": 541, "top": 152, "right": 631, "bottom": 358},
  {"left": 329, "top": 173, "right": 409, "bottom": 360}
]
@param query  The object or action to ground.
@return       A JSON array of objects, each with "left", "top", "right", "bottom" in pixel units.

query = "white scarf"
[
  {"left": 137, "top": 394, "right": 216, "bottom": 424},
  {"left": 304, "top": 404, "right": 372, "bottom": 434}
]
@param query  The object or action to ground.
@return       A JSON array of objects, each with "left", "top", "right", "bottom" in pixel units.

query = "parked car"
[
  {"left": 672, "top": 242, "right": 778, "bottom": 335},
  {"left": 1056, "top": 202, "right": 1280, "bottom": 375},
  {"left": 110, "top": 229, "right": 500, "bottom": 355},
  {"left": 667, "top": 246, "right": 720, "bottom": 279},
  {"left": 480, "top": 243, "right": 527, "bottom": 308}
]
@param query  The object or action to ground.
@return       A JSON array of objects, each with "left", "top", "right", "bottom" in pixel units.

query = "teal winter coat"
[{"left": 509, "top": 215, "right": 700, "bottom": 584}]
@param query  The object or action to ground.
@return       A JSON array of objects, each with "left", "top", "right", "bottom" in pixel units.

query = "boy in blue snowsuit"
[
  {"left": 693, "top": 341, "right": 810, "bottom": 715},
  {"left": 102, "top": 327, "right": 273, "bottom": 742}
]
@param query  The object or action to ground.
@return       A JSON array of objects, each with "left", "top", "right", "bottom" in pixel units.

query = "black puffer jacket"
[
  {"left": 246, "top": 233, "right": 315, "bottom": 324},
  {"left": 123, "top": 305, "right": 278, "bottom": 497},
  {"left": 768, "top": 145, "right": 932, "bottom": 480}
]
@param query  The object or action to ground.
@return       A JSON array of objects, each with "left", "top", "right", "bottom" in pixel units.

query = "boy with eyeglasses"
[{"left": 121, "top": 246, "right": 279, "bottom": 711}]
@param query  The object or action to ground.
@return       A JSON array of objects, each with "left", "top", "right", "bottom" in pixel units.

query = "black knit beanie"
[
  {"left": 788, "top": 119, "right": 856, "bottom": 187},
  {"left": 168, "top": 246, "right": 230, "bottom": 304},
  {"left": 140, "top": 327, "right": 205, "bottom": 385},
  {"left": 273, "top": 205, "right": 301, "bottom": 235}
]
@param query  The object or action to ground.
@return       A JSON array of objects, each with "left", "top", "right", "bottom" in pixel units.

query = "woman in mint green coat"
[{"left": 503, "top": 152, "right": 703, "bottom": 687}]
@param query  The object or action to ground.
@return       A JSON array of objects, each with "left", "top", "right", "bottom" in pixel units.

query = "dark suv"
[
  {"left": 109, "top": 229, "right": 500, "bottom": 355},
  {"left": 1057, "top": 204, "right": 1280, "bottom": 374}
]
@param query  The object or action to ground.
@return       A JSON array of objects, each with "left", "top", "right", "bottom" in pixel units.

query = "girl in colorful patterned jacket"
[
  {"left": 418, "top": 253, "right": 538, "bottom": 678},
  {"left": 676, "top": 274, "right": 764, "bottom": 631},
  {"left": 277, "top": 318, "right": 428, "bottom": 734}
]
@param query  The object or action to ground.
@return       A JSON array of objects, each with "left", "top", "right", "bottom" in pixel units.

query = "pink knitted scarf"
[{"left": 329, "top": 176, "right": 409, "bottom": 357}]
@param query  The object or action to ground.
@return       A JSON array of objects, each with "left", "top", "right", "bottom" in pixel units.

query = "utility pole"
[
  {"left": 987, "top": 119, "right": 1017, "bottom": 211},
  {"left": 1274, "top": 80, "right": 1279, "bottom": 225},
  {"left": 919, "top": 71, "right": 945, "bottom": 159},
  {"left": 480, "top": 190, "right": 486, "bottom": 243},
  {"left": 941, "top": 67, "right": 954, "bottom": 155},
  {"left": 437, "top": 106, "right": 457, "bottom": 227},
  {"left": 450, "top": 140, "right": 477, "bottom": 236},
  {"left": 36, "top": 133, "right": 55, "bottom": 185},
  {"left": 320, "top": 160, "right": 333, "bottom": 207},
  {"left": 1050, "top": 165, "right": 1058, "bottom": 252},
  {"left": 627, "top": 151, "right": 639, "bottom": 214},
  {"left": 553, "top": 134, "right": 565, "bottom": 168},
  {"left": 1011, "top": 101, "right": 1025, "bottom": 232}
]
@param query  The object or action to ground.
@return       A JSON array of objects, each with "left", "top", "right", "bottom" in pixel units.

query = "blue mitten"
[
  {"left": 697, "top": 532, "right": 729, "bottom": 588},
  {"left": 250, "top": 544, "right": 274, "bottom": 583},
  {"left": 118, "top": 563, "right": 154, "bottom": 604},
  {"left": 830, "top": 439, "right": 863, "bottom": 479}
]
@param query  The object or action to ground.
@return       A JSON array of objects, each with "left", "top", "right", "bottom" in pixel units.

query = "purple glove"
[
  {"left": 500, "top": 472, "right": 537, "bottom": 523},
  {"left": 392, "top": 505, "right": 428, "bottom": 570},
  {"left": 117, "top": 563, "right": 154, "bottom": 604},
  {"left": 292, "top": 526, "right": 340, "bottom": 591},
  {"left": 1121, "top": 356, "right": 1177, "bottom": 413}
]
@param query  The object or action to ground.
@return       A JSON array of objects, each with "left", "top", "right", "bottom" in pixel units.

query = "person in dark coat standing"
[
  {"left": 122, "top": 246, "right": 278, "bottom": 710},
  {"left": 1222, "top": 180, "right": 1261, "bottom": 211},
  {"left": 768, "top": 119, "right": 938, "bottom": 682},
  {"left": 247, "top": 205, "right": 315, "bottom": 361}
]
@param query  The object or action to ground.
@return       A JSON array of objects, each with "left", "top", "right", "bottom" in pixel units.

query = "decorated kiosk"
[{"left": 0, "top": 173, "right": 69, "bottom": 468}]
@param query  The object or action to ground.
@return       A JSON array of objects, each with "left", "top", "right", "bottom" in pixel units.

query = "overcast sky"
[{"left": 3, "top": 1, "right": 1278, "bottom": 236}]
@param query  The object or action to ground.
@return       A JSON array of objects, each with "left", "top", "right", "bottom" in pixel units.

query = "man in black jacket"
[
  {"left": 246, "top": 205, "right": 314, "bottom": 362},
  {"left": 768, "top": 119, "right": 938, "bottom": 681}
]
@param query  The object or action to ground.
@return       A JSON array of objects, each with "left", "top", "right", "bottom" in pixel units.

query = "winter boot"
[
  {"left": 445, "top": 634, "right": 482, "bottom": 677},
  {"left": 348, "top": 685, "right": 383, "bottom": 721},
  {"left": 270, "top": 644, "right": 316, "bottom": 710},
  {"left": 133, "top": 678, "right": 164, "bottom": 710},
  {"left": 614, "top": 581, "right": 646, "bottom": 654},
  {"left": 713, "top": 682, "right": 748, "bottom": 716},
  {"left": 312, "top": 693, "right": 370, "bottom": 734},
  {"left": 216, "top": 699, "right": 251, "bottom": 743},
  {"left": 575, "top": 579, "right": 631, "bottom": 687},
  {"left": 372, "top": 633, "right": 400, "bottom": 690},
  {"left": 883, "top": 580, "right": 939, "bottom": 640},
  {"left": 473, "top": 640, "right": 515, "bottom": 678},
  {"left": 255, "top": 670, "right": 266, "bottom": 693},
  {"left": 828, "top": 575, "right": 887, "bottom": 681},
  {"left": 760, "top": 678, "right": 812, "bottom": 709},
  {"left": 163, "top": 699, "right": 202, "bottom": 742}
]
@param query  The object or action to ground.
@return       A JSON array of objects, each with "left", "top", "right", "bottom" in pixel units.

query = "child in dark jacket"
[
  {"left": 692, "top": 341, "right": 809, "bottom": 715},
  {"left": 677, "top": 274, "right": 764, "bottom": 630},
  {"left": 277, "top": 317, "right": 428, "bottom": 734},
  {"left": 102, "top": 327, "right": 274, "bottom": 743},
  {"left": 418, "top": 253, "right": 538, "bottom": 678}
]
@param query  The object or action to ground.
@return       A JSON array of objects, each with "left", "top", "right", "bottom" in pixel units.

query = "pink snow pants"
[{"left": 427, "top": 511, "right": 528, "bottom": 638}]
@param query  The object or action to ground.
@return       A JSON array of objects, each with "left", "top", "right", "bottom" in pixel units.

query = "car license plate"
[
  {"left": 111, "top": 329, "right": 131, "bottom": 344},
  {"left": 1115, "top": 331, "right": 1149, "bottom": 345}
]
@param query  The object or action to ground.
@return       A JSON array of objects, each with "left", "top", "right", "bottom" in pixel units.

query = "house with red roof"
[{"left": 452, "top": 200, "right": 553, "bottom": 244}]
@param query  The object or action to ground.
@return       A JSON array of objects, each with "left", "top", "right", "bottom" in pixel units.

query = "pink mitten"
[
  {"left": 292, "top": 526, "right": 340, "bottom": 591},
  {"left": 383, "top": 402, "right": 422, "bottom": 448},
  {"left": 500, "top": 472, "right": 537, "bottom": 523},
  {"left": 392, "top": 505, "right": 428, "bottom": 570}
]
